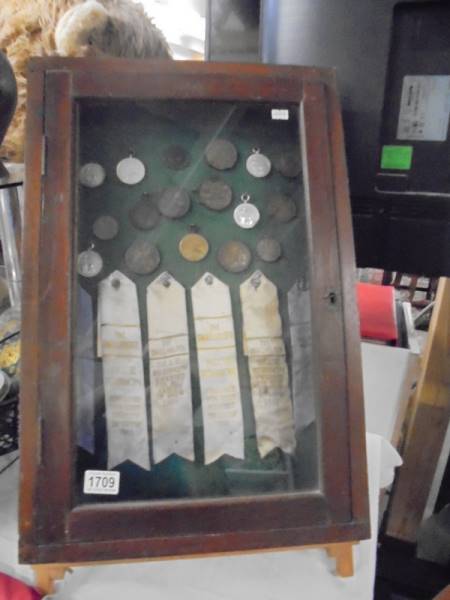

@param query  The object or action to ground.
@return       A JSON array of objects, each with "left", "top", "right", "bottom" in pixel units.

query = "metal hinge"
[{"left": 41, "top": 135, "right": 47, "bottom": 176}]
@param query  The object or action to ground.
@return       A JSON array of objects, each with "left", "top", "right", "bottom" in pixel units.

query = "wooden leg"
[
  {"left": 326, "top": 543, "right": 354, "bottom": 577},
  {"left": 33, "top": 564, "right": 69, "bottom": 595}
]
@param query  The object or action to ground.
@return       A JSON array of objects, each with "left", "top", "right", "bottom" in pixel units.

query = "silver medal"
[
  {"left": 77, "top": 248, "right": 103, "bottom": 278},
  {"left": 116, "top": 154, "right": 146, "bottom": 185},
  {"left": 79, "top": 162, "right": 105, "bottom": 188},
  {"left": 233, "top": 193, "right": 260, "bottom": 229},
  {"left": 246, "top": 148, "right": 271, "bottom": 178}
]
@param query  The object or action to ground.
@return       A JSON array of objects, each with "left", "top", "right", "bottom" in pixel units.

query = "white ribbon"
[
  {"left": 147, "top": 272, "right": 194, "bottom": 463},
  {"left": 240, "top": 271, "right": 296, "bottom": 458},
  {"left": 98, "top": 271, "right": 150, "bottom": 470},
  {"left": 191, "top": 273, "right": 244, "bottom": 464}
]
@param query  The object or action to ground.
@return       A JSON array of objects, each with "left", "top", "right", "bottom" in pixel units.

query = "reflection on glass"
[{"left": 73, "top": 99, "right": 317, "bottom": 503}]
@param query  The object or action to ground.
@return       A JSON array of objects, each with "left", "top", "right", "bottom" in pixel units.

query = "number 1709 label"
[{"left": 83, "top": 470, "right": 120, "bottom": 495}]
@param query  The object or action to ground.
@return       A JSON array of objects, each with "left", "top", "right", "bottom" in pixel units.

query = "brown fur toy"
[{"left": 0, "top": 0, "right": 171, "bottom": 162}]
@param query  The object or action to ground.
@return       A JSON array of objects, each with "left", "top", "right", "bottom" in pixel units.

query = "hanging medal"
[
  {"left": 147, "top": 273, "right": 194, "bottom": 463},
  {"left": 240, "top": 271, "right": 296, "bottom": 458},
  {"left": 116, "top": 153, "right": 146, "bottom": 185},
  {"left": 246, "top": 147, "right": 271, "bottom": 178},
  {"left": 191, "top": 273, "right": 244, "bottom": 464},
  {"left": 288, "top": 281, "right": 315, "bottom": 432},
  {"left": 233, "top": 193, "right": 260, "bottom": 229},
  {"left": 77, "top": 245, "right": 103, "bottom": 278},
  {"left": 98, "top": 271, "right": 150, "bottom": 470}
]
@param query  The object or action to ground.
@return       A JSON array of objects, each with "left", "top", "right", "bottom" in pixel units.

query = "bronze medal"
[
  {"left": 205, "top": 139, "right": 238, "bottom": 170},
  {"left": 256, "top": 238, "right": 282, "bottom": 262},
  {"left": 158, "top": 186, "right": 191, "bottom": 219},
  {"left": 179, "top": 233, "right": 209, "bottom": 262},
  {"left": 217, "top": 240, "right": 252, "bottom": 273},
  {"left": 163, "top": 145, "right": 191, "bottom": 170},
  {"left": 129, "top": 193, "right": 160, "bottom": 230},
  {"left": 274, "top": 149, "right": 302, "bottom": 178},
  {"left": 267, "top": 192, "right": 297, "bottom": 223},
  {"left": 124, "top": 240, "right": 160, "bottom": 275},
  {"left": 93, "top": 215, "right": 119, "bottom": 240},
  {"left": 199, "top": 179, "right": 233, "bottom": 211}
]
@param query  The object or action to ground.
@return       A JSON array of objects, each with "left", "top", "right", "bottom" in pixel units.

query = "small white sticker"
[
  {"left": 83, "top": 470, "right": 120, "bottom": 495},
  {"left": 271, "top": 109, "right": 289, "bottom": 120},
  {"left": 397, "top": 76, "right": 450, "bottom": 142}
]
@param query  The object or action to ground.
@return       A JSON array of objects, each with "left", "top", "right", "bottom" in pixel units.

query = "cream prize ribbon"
[
  {"left": 97, "top": 270, "right": 150, "bottom": 470},
  {"left": 240, "top": 271, "right": 296, "bottom": 458},
  {"left": 288, "top": 282, "right": 315, "bottom": 432},
  {"left": 191, "top": 273, "right": 244, "bottom": 464},
  {"left": 147, "top": 272, "right": 194, "bottom": 463}
]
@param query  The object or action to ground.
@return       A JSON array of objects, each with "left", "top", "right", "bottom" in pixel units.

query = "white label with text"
[{"left": 83, "top": 470, "right": 120, "bottom": 495}]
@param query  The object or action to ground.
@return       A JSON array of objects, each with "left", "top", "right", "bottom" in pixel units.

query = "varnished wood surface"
[
  {"left": 19, "top": 66, "right": 45, "bottom": 551},
  {"left": 20, "top": 58, "right": 369, "bottom": 564},
  {"left": 326, "top": 80, "right": 370, "bottom": 525},
  {"left": 301, "top": 82, "right": 352, "bottom": 522},
  {"left": 386, "top": 278, "right": 450, "bottom": 542}
]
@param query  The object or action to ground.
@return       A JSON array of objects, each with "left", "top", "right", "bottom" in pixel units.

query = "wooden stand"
[{"left": 32, "top": 542, "right": 357, "bottom": 594}]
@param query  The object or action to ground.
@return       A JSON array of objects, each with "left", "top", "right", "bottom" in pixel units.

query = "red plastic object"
[
  {"left": 356, "top": 282, "right": 398, "bottom": 343},
  {"left": 0, "top": 574, "right": 41, "bottom": 600}
]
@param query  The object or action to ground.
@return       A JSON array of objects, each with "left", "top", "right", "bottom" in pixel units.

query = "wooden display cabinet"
[{"left": 20, "top": 58, "right": 369, "bottom": 580}]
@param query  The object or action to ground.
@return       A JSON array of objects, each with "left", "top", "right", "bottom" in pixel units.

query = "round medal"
[
  {"left": 163, "top": 145, "right": 190, "bottom": 170},
  {"left": 93, "top": 215, "right": 119, "bottom": 240},
  {"left": 273, "top": 149, "right": 302, "bottom": 178},
  {"left": 205, "top": 139, "right": 238, "bottom": 170},
  {"left": 267, "top": 192, "right": 297, "bottom": 223},
  {"left": 217, "top": 240, "right": 252, "bottom": 273},
  {"left": 158, "top": 186, "right": 191, "bottom": 219},
  {"left": 233, "top": 193, "right": 260, "bottom": 229},
  {"left": 124, "top": 240, "right": 160, "bottom": 275},
  {"left": 79, "top": 162, "right": 105, "bottom": 188},
  {"left": 179, "top": 232, "right": 209, "bottom": 262},
  {"left": 246, "top": 148, "right": 271, "bottom": 178},
  {"left": 256, "top": 238, "right": 282, "bottom": 263},
  {"left": 77, "top": 249, "right": 103, "bottom": 278},
  {"left": 129, "top": 193, "right": 160, "bottom": 230},
  {"left": 116, "top": 154, "right": 146, "bottom": 185},
  {"left": 199, "top": 179, "right": 233, "bottom": 211}
]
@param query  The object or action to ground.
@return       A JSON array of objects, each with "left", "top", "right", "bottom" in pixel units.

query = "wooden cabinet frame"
[{"left": 20, "top": 58, "right": 369, "bottom": 564}]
